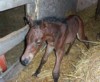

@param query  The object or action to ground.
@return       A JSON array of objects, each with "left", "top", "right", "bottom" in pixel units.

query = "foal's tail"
[
  {"left": 77, "top": 33, "right": 100, "bottom": 44},
  {"left": 75, "top": 15, "right": 100, "bottom": 45}
]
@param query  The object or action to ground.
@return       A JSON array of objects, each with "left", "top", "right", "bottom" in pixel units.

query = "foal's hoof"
[{"left": 32, "top": 73, "right": 38, "bottom": 77}]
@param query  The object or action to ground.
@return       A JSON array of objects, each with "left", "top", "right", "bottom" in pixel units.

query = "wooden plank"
[
  {"left": 0, "top": 0, "right": 35, "bottom": 12},
  {"left": 0, "top": 25, "right": 29, "bottom": 55},
  {"left": 1, "top": 60, "right": 24, "bottom": 81},
  {"left": 0, "top": 77, "right": 5, "bottom": 82}
]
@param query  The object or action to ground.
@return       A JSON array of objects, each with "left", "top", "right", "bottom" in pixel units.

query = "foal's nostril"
[{"left": 21, "top": 58, "right": 29, "bottom": 66}]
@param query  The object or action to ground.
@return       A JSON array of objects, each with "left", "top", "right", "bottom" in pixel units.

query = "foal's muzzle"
[
  {"left": 21, "top": 53, "right": 34, "bottom": 66},
  {"left": 21, "top": 58, "right": 29, "bottom": 66}
]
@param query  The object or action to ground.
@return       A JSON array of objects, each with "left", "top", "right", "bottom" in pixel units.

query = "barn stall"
[{"left": 0, "top": 0, "right": 100, "bottom": 82}]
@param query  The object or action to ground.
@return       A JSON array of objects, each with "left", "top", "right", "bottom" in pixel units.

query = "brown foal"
[{"left": 21, "top": 15, "right": 89, "bottom": 82}]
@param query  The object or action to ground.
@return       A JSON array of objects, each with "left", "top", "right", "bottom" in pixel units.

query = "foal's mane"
[
  {"left": 33, "top": 16, "right": 67, "bottom": 26},
  {"left": 42, "top": 16, "right": 67, "bottom": 24}
]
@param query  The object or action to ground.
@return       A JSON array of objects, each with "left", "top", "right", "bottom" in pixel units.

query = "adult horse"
[{"left": 20, "top": 15, "right": 89, "bottom": 82}]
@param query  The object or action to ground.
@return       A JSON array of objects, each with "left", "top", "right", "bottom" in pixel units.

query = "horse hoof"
[{"left": 32, "top": 73, "right": 38, "bottom": 77}]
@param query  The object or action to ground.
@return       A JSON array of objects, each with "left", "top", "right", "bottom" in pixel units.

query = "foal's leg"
[
  {"left": 65, "top": 44, "right": 72, "bottom": 55},
  {"left": 77, "top": 33, "right": 89, "bottom": 49},
  {"left": 78, "top": 21, "right": 89, "bottom": 49},
  {"left": 33, "top": 44, "right": 54, "bottom": 77},
  {"left": 65, "top": 41, "right": 75, "bottom": 55},
  {"left": 53, "top": 49, "right": 64, "bottom": 82}
]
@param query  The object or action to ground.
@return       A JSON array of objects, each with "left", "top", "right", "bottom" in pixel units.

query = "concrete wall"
[
  {"left": 36, "top": 0, "right": 77, "bottom": 19},
  {"left": 77, "top": 0, "right": 98, "bottom": 11}
]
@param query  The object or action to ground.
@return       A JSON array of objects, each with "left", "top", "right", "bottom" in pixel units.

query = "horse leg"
[
  {"left": 76, "top": 16, "right": 89, "bottom": 49},
  {"left": 77, "top": 33, "right": 89, "bottom": 49},
  {"left": 95, "top": 0, "right": 100, "bottom": 20},
  {"left": 65, "top": 41, "right": 75, "bottom": 55},
  {"left": 53, "top": 49, "right": 64, "bottom": 82},
  {"left": 33, "top": 44, "right": 54, "bottom": 77},
  {"left": 77, "top": 25, "right": 89, "bottom": 49},
  {"left": 65, "top": 43, "right": 72, "bottom": 55}
]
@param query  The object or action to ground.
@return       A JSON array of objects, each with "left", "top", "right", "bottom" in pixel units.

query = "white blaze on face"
[
  {"left": 28, "top": 53, "right": 34, "bottom": 62},
  {"left": 34, "top": 28, "right": 43, "bottom": 40}
]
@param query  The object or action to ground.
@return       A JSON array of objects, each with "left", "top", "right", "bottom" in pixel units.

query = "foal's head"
[
  {"left": 21, "top": 16, "right": 54, "bottom": 66},
  {"left": 21, "top": 16, "right": 44, "bottom": 66}
]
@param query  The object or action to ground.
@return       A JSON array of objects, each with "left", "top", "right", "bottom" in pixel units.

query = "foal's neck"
[{"left": 42, "top": 25, "right": 61, "bottom": 43}]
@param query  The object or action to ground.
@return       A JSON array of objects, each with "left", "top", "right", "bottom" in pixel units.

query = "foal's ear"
[{"left": 24, "top": 15, "right": 34, "bottom": 27}]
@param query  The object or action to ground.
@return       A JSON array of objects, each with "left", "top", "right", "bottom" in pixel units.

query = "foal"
[{"left": 21, "top": 15, "right": 89, "bottom": 82}]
